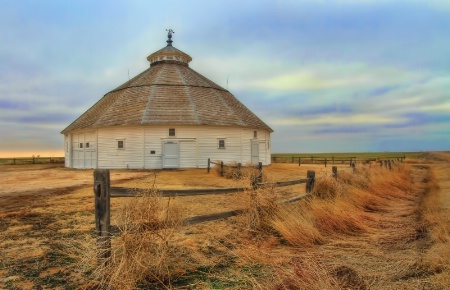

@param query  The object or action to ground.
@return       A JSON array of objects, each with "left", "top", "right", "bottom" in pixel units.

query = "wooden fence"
[
  {"left": 271, "top": 155, "right": 406, "bottom": 167},
  {"left": 207, "top": 158, "right": 262, "bottom": 175},
  {"left": 0, "top": 157, "right": 65, "bottom": 165},
  {"left": 93, "top": 169, "right": 315, "bottom": 264}
]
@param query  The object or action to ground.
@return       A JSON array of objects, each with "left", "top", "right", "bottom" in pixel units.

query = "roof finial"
[{"left": 166, "top": 29, "right": 174, "bottom": 46}]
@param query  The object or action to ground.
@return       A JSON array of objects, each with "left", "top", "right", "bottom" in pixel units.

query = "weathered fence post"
[
  {"left": 299, "top": 157, "right": 301, "bottom": 166},
  {"left": 207, "top": 158, "right": 210, "bottom": 173},
  {"left": 220, "top": 161, "right": 224, "bottom": 176},
  {"left": 306, "top": 170, "right": 315, "bottom": 193},
  {"left": 258, "top": 162, "right": 263, "bottom": 183},
  {"left": 349, "top": 157, "right": 353, "bottom": 167},
  {"left": 332, "top": 166, "right": 338, "bottom": 179},
  {"left": 351, "top": 162, "right": 356, "bottom": 172},
  {"left": 325, "top": 158, "right": 327, "bottom": 167},
  {"left": 94, "top": 169, "right": 111, "bottom": 266},
  {"left": 388, "top": 160, "right": 392, "bottom": 170}
]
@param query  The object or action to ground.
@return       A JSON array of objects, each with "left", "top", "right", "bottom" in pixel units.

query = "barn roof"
[{"left": 61, "top": 33, "right": 273, "bottom": 134}]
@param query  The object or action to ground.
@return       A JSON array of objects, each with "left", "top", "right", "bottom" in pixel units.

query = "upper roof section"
[
  {"left": 61, "top": 31, "right": 273, "bottom": 134},
  {"left": 147, "top": 29, "right": 192, "bottom": 66}
]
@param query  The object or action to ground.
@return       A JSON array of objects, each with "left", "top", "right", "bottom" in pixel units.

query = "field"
[{"left": 0, "top": 152, "right": 449, "bottom": 289}]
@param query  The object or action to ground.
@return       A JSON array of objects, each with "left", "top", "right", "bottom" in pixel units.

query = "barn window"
[
  {"left": 169, "top": 128, "right": 175, "bottom": 136},
  {"left": 86, "top": 142, "right": 90, "bottom": 148},
  {"left": 254, "top": 131, "right": 257, "bottom": 138},
  {"left": 117, "top": 140, "right": 125, "bottom": 149},
  {"left": 218, "top": 139, "right": 226, "bottom": 149},
  {"left": 79, "top": 143, "right": 83, "bottom": 148}
]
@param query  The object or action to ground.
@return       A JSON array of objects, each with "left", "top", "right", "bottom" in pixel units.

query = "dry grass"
[
  {"left": 82, "top": 177, "right": 194, "bottom": 289},
  {"left": 2, "top": 153, "right": 450, "bottom": 289}
]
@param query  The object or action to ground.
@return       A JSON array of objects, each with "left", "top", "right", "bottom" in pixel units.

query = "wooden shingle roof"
[{"left": 61, "top": 44, "right": 273, "bottom": 134}]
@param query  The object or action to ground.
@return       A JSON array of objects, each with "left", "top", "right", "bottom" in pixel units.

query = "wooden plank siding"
[{"left": 68, "top": 125, "right": 271, "bottom": 169}]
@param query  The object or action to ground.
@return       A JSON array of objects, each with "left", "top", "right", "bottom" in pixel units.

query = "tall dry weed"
[
  {"left": 238, "top": 185, "right": 279, "bottom": 233},
  {"left": 77, "top": 176, "right": 195, "bottom": 289}
]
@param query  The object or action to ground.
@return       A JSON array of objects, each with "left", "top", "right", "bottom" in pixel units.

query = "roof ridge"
[
  {"left": 141, "top": 64, "right": 166, "bottom": 124},
  {"left": 175, "top": 66, "right": 200, "bottom": 124},
  {"left": 211, "top": 89, "right": 246, "bottom": 126}
]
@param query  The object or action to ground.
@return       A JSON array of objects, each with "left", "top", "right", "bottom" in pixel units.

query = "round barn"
[{"left": 61, "top": 31, "right": 273, "bottom": 169}]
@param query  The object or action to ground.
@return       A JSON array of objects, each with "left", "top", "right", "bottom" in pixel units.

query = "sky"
[{"left": 1, "top": 0, "right": 450, "bottom": 157}]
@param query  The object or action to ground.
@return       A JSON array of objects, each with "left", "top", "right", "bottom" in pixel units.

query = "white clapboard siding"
[
  {"left": 97, "top": 127, "right": 144, "bottom": 169},
  {"left": 68, "top": 125, "right": 271, "bottom": 169}
]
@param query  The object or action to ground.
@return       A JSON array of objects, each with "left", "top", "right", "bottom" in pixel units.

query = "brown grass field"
[{"left": 0, "top": 152, "right": 449, "bottom": 289}]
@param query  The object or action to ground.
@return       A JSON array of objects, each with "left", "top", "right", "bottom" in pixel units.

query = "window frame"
[
  {"left": 117, "top": 139, "right": 125, "bottom": 150},
  {"left": 169, "top": 128, "right": 176, "bottom": 137},
  {"left": 218, "top": 138, "right": 226, "bottom": 149}
]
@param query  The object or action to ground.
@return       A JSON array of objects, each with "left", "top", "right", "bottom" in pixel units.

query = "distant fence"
[
  {"left": 93, "top": 168, "right": 315, "bottom": 264},
  {"left": 271, "top": 155, "right": 406, "bottom": 166},
  {"left": 0, "top": 157, "right": 65, "bottom": 165},
  {"left": 207, "top": 158, "right": 263, "bottom": 182}
]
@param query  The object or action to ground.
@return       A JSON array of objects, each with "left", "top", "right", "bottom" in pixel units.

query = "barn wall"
[
  {"left": 97, "top": 127, "right": 144, "bottom": 169},
  {"left": 68, "top": 125, "right": 271, "bottom": 169}
]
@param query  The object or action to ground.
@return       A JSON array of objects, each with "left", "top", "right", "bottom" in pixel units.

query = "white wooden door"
[
  {"left": 163, "top": 140, "right": 179, "bottom": 168},
  {"left": 71, "top": 132, "right": 96, "bottom": 169},
  {"left": 251, "top": 140, "right": 259, "bottom": 165}
]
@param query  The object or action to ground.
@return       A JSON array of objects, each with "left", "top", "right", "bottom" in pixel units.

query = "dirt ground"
[
  {"left": 0, "top": 162, "right": 325, "bottom": 288},
  {"left": 0, "top": 155, "right": 449, "bottom": 289}
]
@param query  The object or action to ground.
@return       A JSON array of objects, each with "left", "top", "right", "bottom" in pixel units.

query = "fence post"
[
  {"left": 94, "top": 169, "right": 111, "bottom": 266},
  {"left": 325, "top": 158, "right": 327, "bottom": 167},
  {"left": 258, "top": 162, "right": 263, "bottom": 183},
  {"left": 298, "top": 157, "right": 301, "bottom": 166},
  {"left": 207, "top": 158, "right": 210, "bottom": 173},
  {"left": 388, "top": 160, "right": 392, "bottom": 170},
  {"left": 351, "top": 162, "right": 356, "bottom": 173},
  {"left": 306, "top": 170, "right": 315, "bottom": 193},
  {"left": 220, "top": 161, "right": 224, "bottom": 177},
  {"left": 332, "top": 166, "right": 338, "bottom": 178}
]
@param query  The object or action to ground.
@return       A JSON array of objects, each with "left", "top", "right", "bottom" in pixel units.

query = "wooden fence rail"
[
  {"left": 271, "top": 155, "right": 406, "bottom": 166},
  {"left": 93, "top": 169, "right": 315, "bottom": 264},
  {"left": 0, "top": 157, "right": 65, "bottom": 165}
]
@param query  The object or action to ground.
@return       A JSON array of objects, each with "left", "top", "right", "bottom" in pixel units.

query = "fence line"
[
  {"left": 0, "top": 157, "right": 65, "bottom": 165},
  {"left": 93, "top": 168, "right": 315, "bottom": 264},
  {"left": 271, "top": 155, "right": 405, "bottom": 167}
]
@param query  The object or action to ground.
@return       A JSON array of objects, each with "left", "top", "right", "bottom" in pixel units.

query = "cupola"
[{"left": 146, "top": 29, "right": 192, "bottom": 66}]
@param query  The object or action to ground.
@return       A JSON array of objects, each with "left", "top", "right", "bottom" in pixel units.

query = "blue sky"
[{"left": 1, "top": 0, "right": 449, "bottom": 156}]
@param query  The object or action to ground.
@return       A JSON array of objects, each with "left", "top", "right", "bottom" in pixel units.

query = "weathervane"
[{"left": 166, "top": 29, "right": 174, "bottom": 46}]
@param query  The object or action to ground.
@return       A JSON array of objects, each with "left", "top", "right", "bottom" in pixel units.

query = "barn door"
[
  {"left": 71, "top": 132, "right": 96, "bottom": 169},
  {"left": 251, "top": 140, "right": 259, "bottom": 165},
  {"left": 163, "top": 140, "right": 179, "bottom": 168}
]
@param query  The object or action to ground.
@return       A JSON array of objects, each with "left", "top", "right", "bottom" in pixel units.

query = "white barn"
[{"left": 61, "top": 32, "right": 273, "bottom": 169}]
